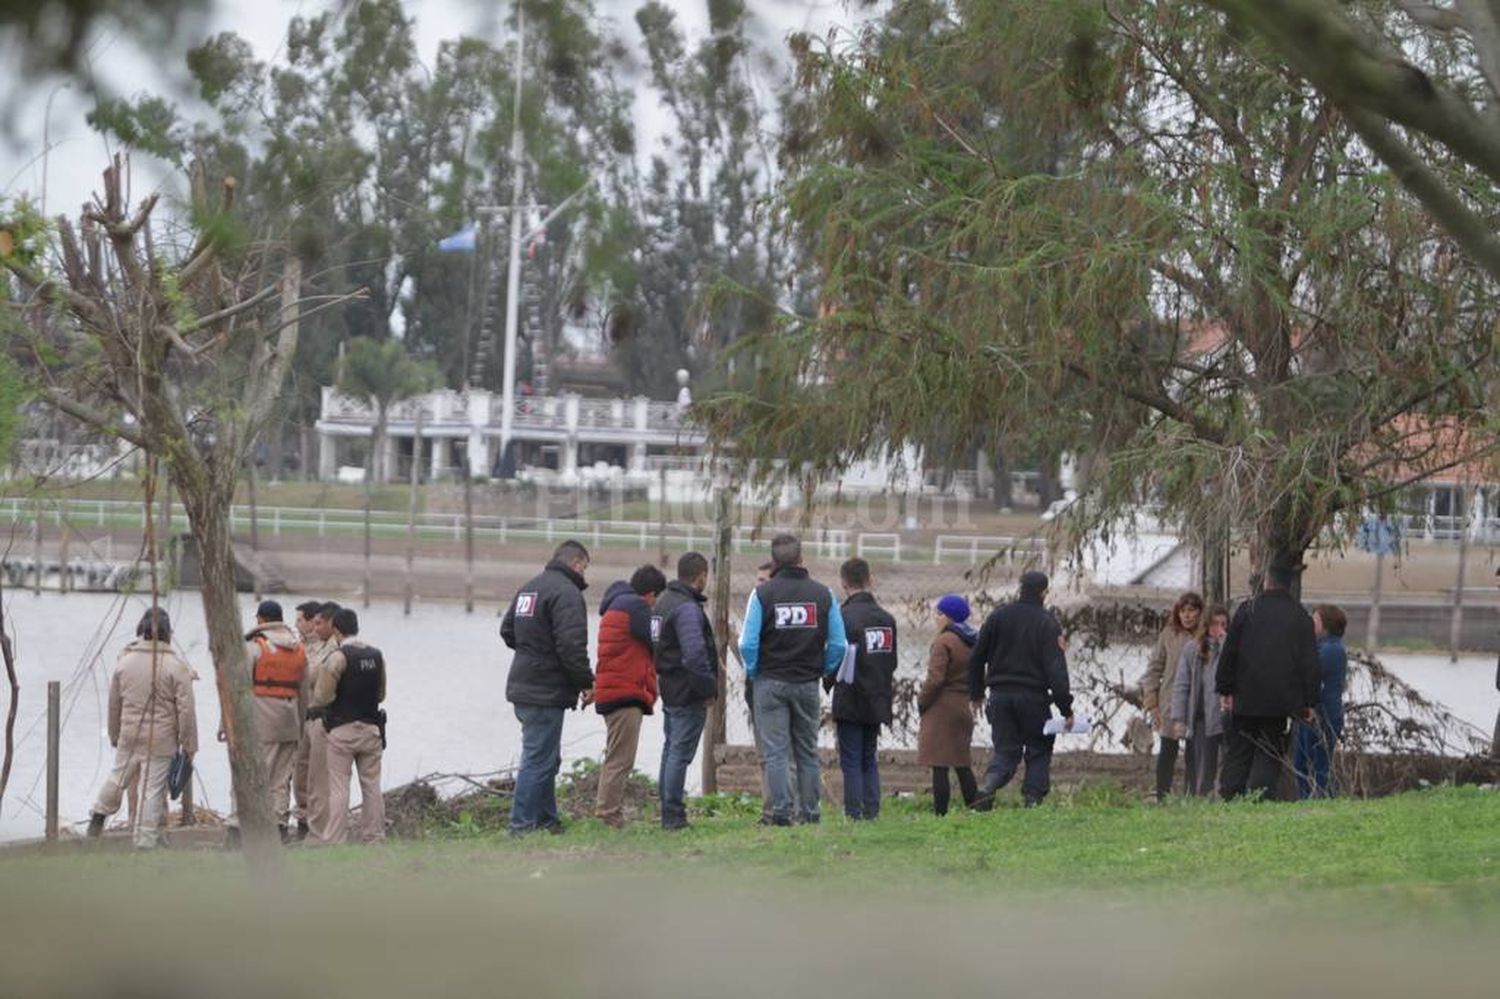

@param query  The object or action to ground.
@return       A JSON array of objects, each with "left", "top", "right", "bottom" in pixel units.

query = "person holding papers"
[
  {"left": 969, "top": 571, "right": 1075, "bottom": 809},
  {"left": 827, "top": 558, "right": 898, "bottom": 821}
]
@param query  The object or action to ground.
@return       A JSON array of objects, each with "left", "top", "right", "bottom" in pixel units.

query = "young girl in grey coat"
[{"left": 1169, "top": 606, "right": 1229, "bottom": 797}]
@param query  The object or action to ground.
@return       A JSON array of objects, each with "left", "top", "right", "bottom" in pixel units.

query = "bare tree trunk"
[
  {"left": 180, "top": 486, "right": 280, "bottom": 873},
  {"left": 703, "top": 488, "right": 733, "bottom": 795},
  {"left": 1367, "top": 551, "right": 1384, "bottom": 650},
  {"left": 0, "top": 576, "right": 19, "bottom": 812},
  {"left": 992, "top": 444, "right": 1013, "bottom": 510},
  {"left": 247, "top": 457, "right": 261, "bottom": 602}
]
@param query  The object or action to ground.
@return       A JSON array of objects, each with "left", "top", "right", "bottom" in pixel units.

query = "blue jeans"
[
  {"left": 1294, "top": 717, "right": 1340, "bottom": 799},
  {"left": 659, "top": 703, "right": 708, "bottom": 826},
  {"left": 983, "top": 691, "right": 1056, "bottom": 805},
  {"left": 510, "top": 704, "right": 565, "bottom": 834},
  {"left": 754, "top": 678, "right": 822, "bottom": 823},
  {"left": 836, "top": 721, "right": 881, "bottom": 820}
]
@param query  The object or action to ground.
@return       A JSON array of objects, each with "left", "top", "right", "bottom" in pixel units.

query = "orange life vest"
[{"left": 252, "top": 637, "right": 307, "bottom": 699}]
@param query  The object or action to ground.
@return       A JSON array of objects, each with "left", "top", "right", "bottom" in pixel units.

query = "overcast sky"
[{"left": 1, "top": 0, "right": 871, "bottom": 215}]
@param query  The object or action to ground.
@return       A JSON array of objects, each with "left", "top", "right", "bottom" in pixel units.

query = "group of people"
[
  {"left": 502, "top": 534, "right": 1081, "bottom": 834},
  {"left": 88, "top": 537, "right": 1348, "bottom": 848},
  {"left": 1139, "top": 563, "right": 1349, "bottom": 802},
  {"left": 87, "top": 599, "right": 387, "bottom": 849}
]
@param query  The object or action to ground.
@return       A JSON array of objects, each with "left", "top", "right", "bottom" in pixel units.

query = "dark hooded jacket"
[
  {"left": 1215, "top": 587, "right": 1318, "bottom": 719},
  {"left": 969, "top": 588, "right": 1072, "bottom": 715},
  {"left": 502, "top": 560, "right": 592, "bottom": 708},
  {"left": 653, "top": 580, "right": 719, "bottom": 707}
]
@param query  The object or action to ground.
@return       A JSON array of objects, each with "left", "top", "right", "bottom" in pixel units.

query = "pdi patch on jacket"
[
  {"left": 774, "top": 603, "right": 819, "bottom": 629},
  {"left": 864, "top": 627, "right": 893, "bottom": 653},
  {"left": 515, "top": 592, "right": 539, "bottom": 617}
]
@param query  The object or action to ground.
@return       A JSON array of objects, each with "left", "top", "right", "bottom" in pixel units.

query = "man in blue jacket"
[
  {"left": 501, "top": 540, "right": 593, "bottom": 836},
  {"left": 740, "top": 535, "right": 848, "bottom": 825},
  {"left": 1294, "top": 604, "right": 1348, "bottom": 798},
  {"left": 652, "top": 552, "right": 718, "bottom": 830}
]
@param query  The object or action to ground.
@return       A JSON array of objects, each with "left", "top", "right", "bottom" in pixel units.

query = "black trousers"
[
  {"left": 1219, "top": 715, "right": 1291, "bottom": 801},
  {"left": 983, "top": 690, "right": 1056, "bottom": 804},
  {"left": 932, "top": 766, "right": 978, "bottom": 816},
  {"left": 1154, "top": 737, "right": 1198, "bottom": 800}
]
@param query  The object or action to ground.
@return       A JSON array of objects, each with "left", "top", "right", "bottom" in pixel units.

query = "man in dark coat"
[
  {"left": 652, "top": 552, "right": 719, "bottom": 830},
  {"left": 501, "top": 540, "right": 593, "bottom": 835},
  {"left": 828, "top": 557, "right": 897, "bottom": 820},
  {"left": 970, "top": 570, "right": 1073, "bottom": 808},
  {"left": 1215, "top": 562, "right": 1319, "bottom": 801}
]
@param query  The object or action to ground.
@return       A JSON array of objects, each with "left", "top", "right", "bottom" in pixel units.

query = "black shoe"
[
  {"left": 224, "top": 826, "right": 242, "bottom": 850},
  {"left": 296, "top": 820, "right": 309, "bottom": 842},
  {"left": 770, "top": 816, "right": 793, "bottom": 827},
  {"left": 87, "top": 813, "right": 106, "bottom": 838},
  {"left": 1022, "top": 797, "right": 1043, "bottom": 809},
  {"left": 661, "top": 818, "right": 692, "bottom": 832},
  {"left": 971, "top": 790, "right": 997, "bottom": 812},
  {"left": 278, "top": 824, "right": 290, "bottom": 845},
  {"left": 542, "top": 819, "right": 565, "bottom": 836}
]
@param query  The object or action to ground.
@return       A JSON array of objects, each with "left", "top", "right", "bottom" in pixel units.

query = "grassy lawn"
[
  {"left": 2, "top": 788, "right": 1497, "bottom": 997},
  {"left": 7, "top": 787, "right": 1497, "bottom": 907}
]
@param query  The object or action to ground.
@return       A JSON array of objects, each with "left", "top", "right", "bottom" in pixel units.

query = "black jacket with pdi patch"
[
  {"left": 501, "top": 560, "right": 593, "bottom": 708},
  {"left": 830, "top": 591, "right": 898, "bottom": 727}
]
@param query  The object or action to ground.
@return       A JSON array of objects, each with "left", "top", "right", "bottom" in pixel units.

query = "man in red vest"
[
  {"left": 592, "top": 565, "right": 667, "bottom": 827},
  {"left": 225, "top": 599, "right": 308, "bottom": 846}
]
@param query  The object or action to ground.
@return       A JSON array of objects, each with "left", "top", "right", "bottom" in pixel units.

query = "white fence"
[
  {"left": 1, "top": 498, "right": 1001, "bottom": 563},
  {"left": 932, "top": 535, "right": 1047, "bottom": 566}
]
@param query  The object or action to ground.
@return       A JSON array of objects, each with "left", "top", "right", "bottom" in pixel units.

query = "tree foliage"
[
  {"left": 336, "top": 336, "right": 441, "bottom": 483},
  {"left": 699, "top": 0, "right": 1500, "bottom": 574},
  {"left": 1, "top": 155, "right": 329, "bottom": 868}
]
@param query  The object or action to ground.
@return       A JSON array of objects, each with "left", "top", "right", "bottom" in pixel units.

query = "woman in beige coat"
[
  {"left": 916, "top": 594, "right": 979, "bottom": 815},
  {"left": 1141, "top": 592, "right": 1203, "bottom": 800},
  {"left": 87, "top": 608, "right": 198, "bottom": 848}
]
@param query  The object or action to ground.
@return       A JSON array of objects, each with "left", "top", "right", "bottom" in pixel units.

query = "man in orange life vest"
[{"left": 224, "top": 599, "right": 308, "bottom": 846}]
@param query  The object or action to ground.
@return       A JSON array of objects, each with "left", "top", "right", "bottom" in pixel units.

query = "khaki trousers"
[
  {"left": 291, "top": 723, "right": 311, "bottom": 821},
  {"left": 324, "top": 721, "right": 385, "bottom": 844},
  {"left": 94, "top": 747, "right": 172, "bottom": 848},
  {"left": 304, "top": 719, "right": 331, "bottom": 841},
  {"left": 595, "top": 707, "right": 644, "bottom": 824},
  {"left": 227, "top": 739, "right": 299, "bottom": 828}
]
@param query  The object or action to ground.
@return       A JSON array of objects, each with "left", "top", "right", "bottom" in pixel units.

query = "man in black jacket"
[
  {"left": 969, "top": 570, "right": 1073, "bottom": 808},
  {"left": 1215, "top": 562, "right": 1319, "bottom": 801},
  {"left": 652, "top": 552, "right": 718, "bottom": 830},
  {"left": 501, "top": 540, "right": 593, "bottom": 835},
  {"left": 829, "top": 558, "right": 897, "bottom": 820}
]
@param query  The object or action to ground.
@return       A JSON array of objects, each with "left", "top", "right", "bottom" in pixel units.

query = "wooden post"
[
  {"left": 1449, "top": 514, "right": 1469, "bottom": 663},
  {"left": 1366, "top": 551, "right": 1384, "bottom": 651},
  {"left": 657, "top": 462, "right": 669, "bottom": 564},
  {"left": 32, "top": 499, "right": 42, "bottom": 597},
  {"left": 702, "top": 488, "right": 734, "bottom": 795},
  {"left": 45, "top": 681, "right": 60, "bottom": 841},
  {"left": 404, "top": 410, "right": 424, "bottom": 616},
  {"left": 58, "top": 517, "right": 70, "bottom": 594},
  {"left": 464, "top": 457, "right": 476, "bottom": 614}
]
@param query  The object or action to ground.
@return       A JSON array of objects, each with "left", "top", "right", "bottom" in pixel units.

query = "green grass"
[{"left": 7, "top": 787, "right": 1499, "bottom": 917}]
